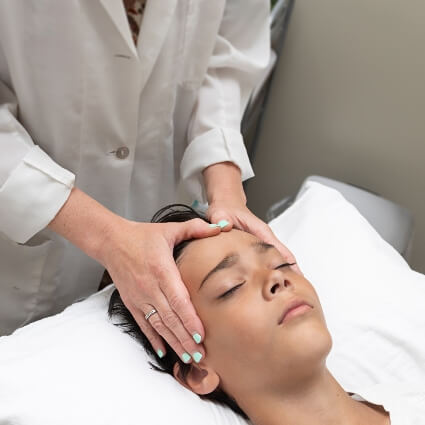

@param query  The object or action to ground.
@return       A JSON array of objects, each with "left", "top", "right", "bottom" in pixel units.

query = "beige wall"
[{"left": 246, "top": 0, "right": 425, "bottom": 273}]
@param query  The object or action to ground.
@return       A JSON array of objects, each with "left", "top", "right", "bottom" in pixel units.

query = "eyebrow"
[
  {"left": 252, "top": 241, "right": 275, "bottom": 253},
  {"left": 198, "top": 241, "right": 275, "bottom": 291}
]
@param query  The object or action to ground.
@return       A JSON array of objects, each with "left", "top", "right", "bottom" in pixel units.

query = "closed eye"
[
  {"left": 218, "top": 282, "right": 245, "bottom": 299},
  {"left": 217, "top": 263, "right": 296, "bottom": 299},
  {"left": 276, "top": 262, "right": 296, "bottom": 270}
]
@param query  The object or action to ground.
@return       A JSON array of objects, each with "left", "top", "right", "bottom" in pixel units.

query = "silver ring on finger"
[{"left": 145, "top": 308, "right": 158, "bottom": 321}]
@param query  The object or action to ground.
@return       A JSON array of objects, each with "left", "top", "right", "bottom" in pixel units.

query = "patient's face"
[{"left": 177, "top": 229, "right": 332, "bottom": 397}]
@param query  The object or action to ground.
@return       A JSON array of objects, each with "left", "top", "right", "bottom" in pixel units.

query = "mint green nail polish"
[
  {"left": 157, "top": 349, "right": 164, "bottom": 358},
  {"left": 182, "top": 352, "right": 191, "bottom": 363},
  {"left": 192, "top": 333, "right": 202, "bottom": 344},
  {"left": 192, "top": 352, "right": 203, "bottom": 363},
  {"left": 209, "top": 223, "right": 219, "bottom": 228},
  {"left": 217, "top": 220, "right": 229, "bottom": 228}
]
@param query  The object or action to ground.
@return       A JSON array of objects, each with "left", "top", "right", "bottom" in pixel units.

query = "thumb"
[
  {"left": 207, "top": 210, "right": 234, "bottom": 232},
  {"left": 171, "top": 218, "right": 221, "bottom": 244}
]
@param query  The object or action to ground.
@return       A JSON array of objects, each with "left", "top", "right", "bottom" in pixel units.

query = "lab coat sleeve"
[
  {"left": 0, "top": 80, "right": 75, "bottom": 243},
  {"left": 180, "top": 0, "right": 271, "bottom": 203}
]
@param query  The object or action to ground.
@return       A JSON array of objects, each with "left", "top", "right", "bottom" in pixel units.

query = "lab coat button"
[{"left": 116, "top": 147, "right": 129, "bottom": 159}]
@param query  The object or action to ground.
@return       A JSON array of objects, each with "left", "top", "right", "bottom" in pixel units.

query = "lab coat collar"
[
  {"left": 137, "top": 0, "right": 178, "bottom": 87},
  {"left": 99, "top": 0, "right": 178, "bottom": 88},
  {"left": 99, "top": 0, "right": 138, "bottom": 57}
]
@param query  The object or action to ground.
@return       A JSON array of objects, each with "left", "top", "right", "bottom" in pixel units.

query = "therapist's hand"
[
  {"left": 100, "top": 218, "right": 221, "bottom": 362},
  {"left": 203, "top": 162, "right": 303, "bottom": 276},
  {"left": 207, "top": 201, "right": 302, "bottom": 276},
  {"left": 49, "top": 187, "right": 220, "bottom": 362}
]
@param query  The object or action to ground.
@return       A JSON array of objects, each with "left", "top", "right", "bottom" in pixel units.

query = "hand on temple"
[
  {"left": 203, "top": 161, "right": 303, "bottom": 277},
  {"left": 206, "top": 200, "right": 303, "bottom": 277},
  {"left": 49, "top": 187, "right": 221, "bottom": 362},
  {"left": 99, "top": 217, "right": 221, "bottom": 362}
]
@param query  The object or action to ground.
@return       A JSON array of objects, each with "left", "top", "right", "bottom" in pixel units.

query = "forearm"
[
  {"left": 202, "top": 161, "right": 247, "bottom": 205},
  {"left": 49, "top": 165, "right": 244, "bottom": 263},
  {"left": 48, "top": 187, "right": 124, "bottom": 264}
]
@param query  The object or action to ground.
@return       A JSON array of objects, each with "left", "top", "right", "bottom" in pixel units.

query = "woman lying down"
[{"left": 108, "top": 204, "right": 417, "bottom": 425}]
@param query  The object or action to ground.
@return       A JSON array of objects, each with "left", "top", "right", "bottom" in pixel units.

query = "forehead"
[
  {"left": 177, "top": 229, "right": 267, "bottom": 292},
  {"left": 179, "top": 228, "right": 257, "bottom": 263}
]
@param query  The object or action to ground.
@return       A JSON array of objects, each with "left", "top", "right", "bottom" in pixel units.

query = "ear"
[{"left": 173, "top": 362, "right": 220, "bottom": 395}]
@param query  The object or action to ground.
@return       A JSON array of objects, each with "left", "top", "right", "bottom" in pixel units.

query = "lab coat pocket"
[{"left": 0, "top": 234, "right": 52, "bottom": 336}]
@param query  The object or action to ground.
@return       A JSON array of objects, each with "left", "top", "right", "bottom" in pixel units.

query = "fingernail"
[
  {"left": 182, "top": 352, "right": 191, "bottom": 363},
  {"left": 192, "top": 333, "right": 202, "bottom": 344},
  {"left": 191, "top": 200, "right": 199, "bottom": 208},
  {"left": 217, "top": 220, "right": 229, "bottom": 228},
  {"left": 157, "top": 349, "right": 164, "bottom": 358},
  {"left": 209, "top": 223, "right": 219, "bottom": 228},
  {"left": 192, "top": 352, "right": 203, "bottom": 363}
]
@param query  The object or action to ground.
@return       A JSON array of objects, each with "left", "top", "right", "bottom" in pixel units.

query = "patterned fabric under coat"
[{"left": 123, "top": 0, "right": 147, "bottom": 46}]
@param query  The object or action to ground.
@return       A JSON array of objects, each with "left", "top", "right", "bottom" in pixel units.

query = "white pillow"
[
  {"left": 0, "top": 284, "right": 249, "bottom": 425},
  {"left": 0, "top": 181, "right": 424, "bottom": 424}
]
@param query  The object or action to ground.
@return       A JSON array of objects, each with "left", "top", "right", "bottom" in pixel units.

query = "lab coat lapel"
[
  {"left": 137, "top": 0, "right": 178, "bottom": 88},
  {"left": 99, "top": 0, "right": 138, "bottom": 58}
]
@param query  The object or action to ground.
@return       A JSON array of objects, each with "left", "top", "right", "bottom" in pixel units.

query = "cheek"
[
  {"left": 201, "top": 296, "right": 271, "bottom": 370},
  {"left": 201, "top": 297, "right": 330, "bottom": 366}
]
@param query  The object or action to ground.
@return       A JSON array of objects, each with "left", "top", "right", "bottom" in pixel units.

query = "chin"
[
  {"left": 278, "top": 321, "right": 333, "bottom": 368},
  {"left": 299, "top": 326, "right": 333, "bottom": 366},
  {"left": 260, "top": 328, "right": 333, "bottom": 392}
]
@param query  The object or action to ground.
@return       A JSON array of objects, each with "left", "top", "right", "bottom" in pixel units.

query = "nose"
[{"left": 263, "top": 269, "right": 292, "bottom": 300}]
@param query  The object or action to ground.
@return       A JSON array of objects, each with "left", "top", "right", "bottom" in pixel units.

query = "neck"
[{"left": 237, "top": 368, "right": 389, "bottom": 425}]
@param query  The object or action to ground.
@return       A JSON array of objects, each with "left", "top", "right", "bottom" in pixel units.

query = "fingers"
[
  {"left": 208, "top": 212, "right": 233, "bottom": 233},
  {"left": 155, "top": 263, "right": 206, "bottom": 361},
  {"left": 106, "top": 220, "right": 210, "bottom": 365},
  {"left": 130, "top": 293, "right": 205, "bottom": 364},
  {"left": 144, "top": 293, "right": 205, "bottom": 365},
  {"left": 271, "top": 238, "right": 302, "bottom": 275},
  {"left": 207, "top": 203, "right": 303, "bottom": 276},
  {"left": 206, "top": 205, "right": 237, "bottom": 233},
  {"left": 131, "top": 258, "right": 206, "bottom": 364},
  {"left": 254, "top": 224, "right": 303, "bottom": 276},
  {"left": 128, "top": 304, "right": 167, "bottom": 358},
  {"left": 227, "top": 209, "right": 303, "bottom": 277},
  {"left": 171, "top": 218, "right": 221, "bottom": 245},
  {"left": 253, "top": 222, "right": 293, "bottom": 260}
]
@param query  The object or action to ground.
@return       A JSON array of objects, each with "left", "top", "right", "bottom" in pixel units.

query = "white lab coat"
[{"left": 0, "top": 0, "right": 270, "bottom": 335}]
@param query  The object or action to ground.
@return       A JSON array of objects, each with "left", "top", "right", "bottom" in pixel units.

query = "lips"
[{"left": 278, "top": 298, "right": 312, "bottom": 325}]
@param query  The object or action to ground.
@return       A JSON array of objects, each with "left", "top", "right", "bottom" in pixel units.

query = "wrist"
[
  {"left": 48, "top": 187, "right": 126, "bottom": 265},
  {"left": 93, "top": 214, "right": 130, "bottom": 267},
  {"left": 203, "top": 162, "right": 247, "bottom": 205}
]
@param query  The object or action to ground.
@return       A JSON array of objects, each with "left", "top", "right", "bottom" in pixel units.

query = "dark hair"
[{"left": 107, "top": 204, "right": 248, "bottom": 419}]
